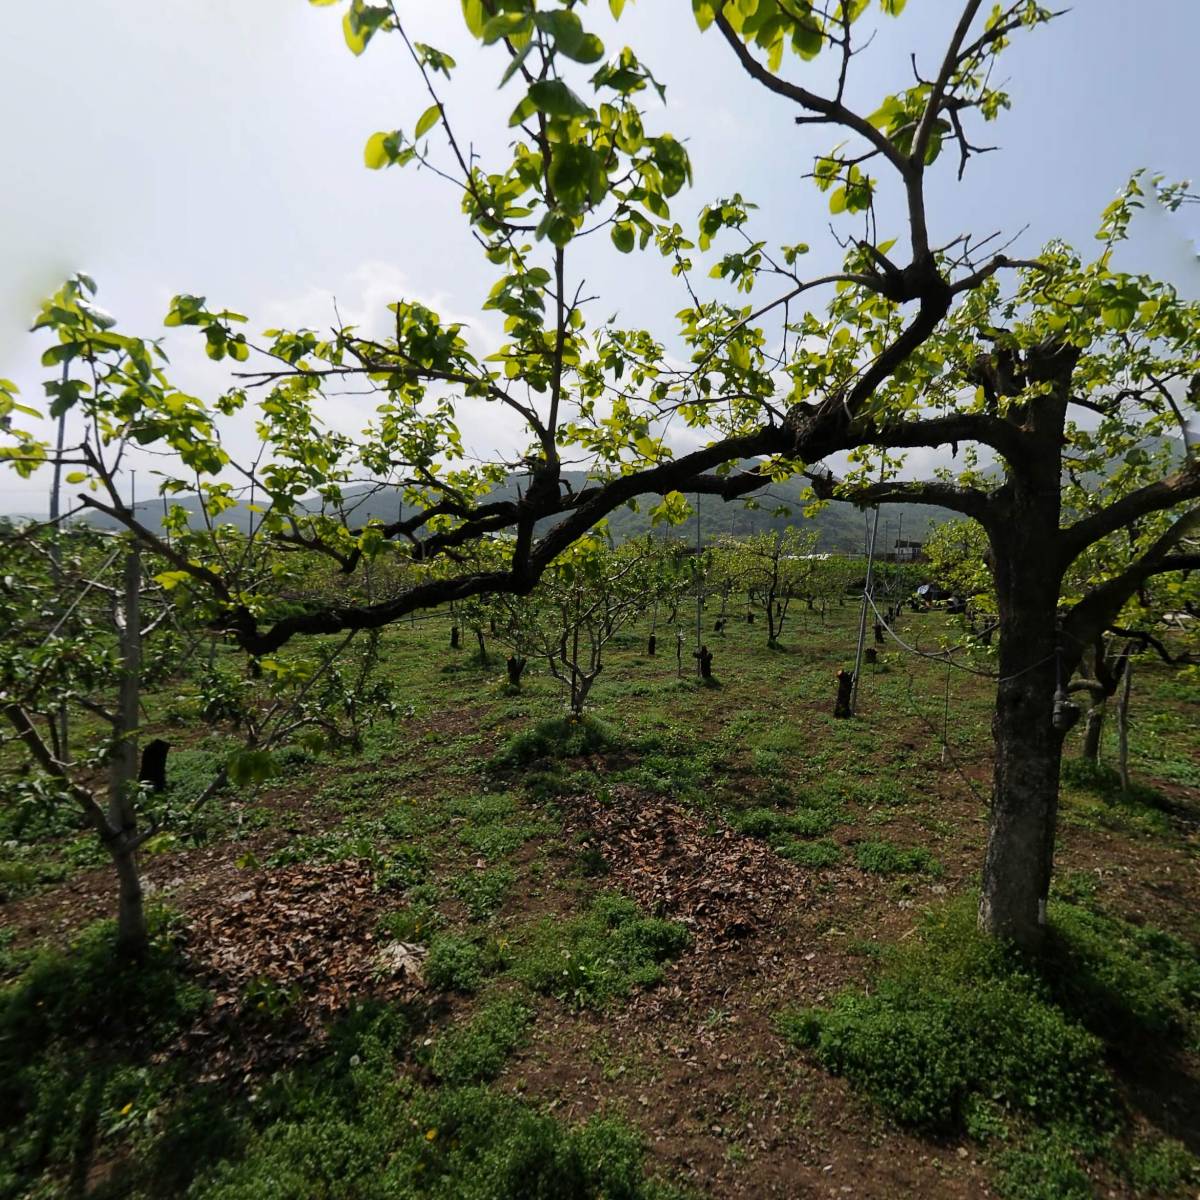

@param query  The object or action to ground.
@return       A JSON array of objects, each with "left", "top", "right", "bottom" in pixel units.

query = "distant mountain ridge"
[{"left": 81, "top": 466, "right": 954, "bottom": 554}]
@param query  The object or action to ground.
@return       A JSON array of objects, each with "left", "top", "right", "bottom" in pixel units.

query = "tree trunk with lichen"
[{"left": 978, "top": 481, "right": 1073, "bottom": 950}]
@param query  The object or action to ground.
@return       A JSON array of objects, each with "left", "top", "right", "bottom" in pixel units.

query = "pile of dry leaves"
[
  {"left": 174, "top": 860, "right": 424, "bottom": 1080},
  {"left": 560, "top": 786, "right": 804, "bottom": 952}
]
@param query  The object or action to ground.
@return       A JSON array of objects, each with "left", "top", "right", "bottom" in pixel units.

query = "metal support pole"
[{"left": 850, "top": 467, "right": 885, "bottom": 715}]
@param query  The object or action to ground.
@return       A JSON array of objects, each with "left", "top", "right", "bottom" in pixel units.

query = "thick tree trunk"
[{"left": 979, "top": 553, "right": 1067, "bottom": 949}]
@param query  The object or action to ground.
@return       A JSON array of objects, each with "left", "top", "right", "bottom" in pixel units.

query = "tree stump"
[
  {"left": 834, "top": 669, "right": 854, "bottom": 718},
  {"left": 138, "top": 739, "right": 170, "bottom": 793},
  {"left": 647, "top": 634, "right": 656, "bottom": 656},
  {"left": 506, "top": 655, "right": 526, "bottom": 688}
]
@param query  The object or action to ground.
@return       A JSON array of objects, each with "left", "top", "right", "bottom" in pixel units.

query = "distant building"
[{"left": 893, "top": 538, "right": 924, "bottom": 562}]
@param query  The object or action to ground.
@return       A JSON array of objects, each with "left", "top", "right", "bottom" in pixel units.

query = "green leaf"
[
  {"left": 611, "top": 221, "right": 636, "bottom": 253},
  {"left": 535, "top": 10, "right": 604, "bottom": 63},
  {"left": 1101, "top": 304, "right": 1136, "bottom": 330},
  {"left": 364, "top": 130, "right": 405, "bottom": 169},
  {"left": 154, "top": 570, "right": 192, "bottom": 590},
  {"left": 342, "top": 2, "right": 389, "bottom": 56},
  {"left": 499, "top": 38, "right": 535, "bottom": 86},
  {"left": 527, "top": 79, "right": 592, "bottom": 119},
  {"left": 549, "top": 143, "right": 606, "bottom": 212},
  {"left": 461, "top": 0, "right": 486, "bottom": 37},
  {"left": 227, "top": 748, "right": 277, "bottom": 788},
  {"left": 414, "top": 103, "right": 441, "bottom": 139},
  {"left": 692, "top": 0, "right": 717, "bottom": 31},
  {"left": 482, "top": 11, "right": 529, "bottom": 44}
]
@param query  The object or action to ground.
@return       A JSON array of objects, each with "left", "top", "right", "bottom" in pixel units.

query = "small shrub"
[
  {"left": 430, "top": 994, "right": 534, "bottom": 1085},
  {"left": 512, "top": 893, "right": 689, "bottom": 1009},
  {"left": 854, "top": 840, "right": 942, "bottom": 877},
  {"left": 425, "top": 935, "right": 486, "bottom": 994}
]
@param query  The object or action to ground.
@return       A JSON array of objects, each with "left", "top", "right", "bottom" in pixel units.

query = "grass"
[
  {"left": 0, "top": 911, "right": 209, "bottom": 1198},
  {"left": 512, "top": 893, "right": 690, "bottom": 1009},
  {"left": 853, "top": 839, "right": 942, "bottom": 876},
  {"left": 429, "top": 992, "right": 534, "bottom": 1085},
  {"left": 777, "top": 895, "right": 1200, "bottom": 1194},
  {"left": 2, "top": 603, "right": 1195, "bottom": 1199}
]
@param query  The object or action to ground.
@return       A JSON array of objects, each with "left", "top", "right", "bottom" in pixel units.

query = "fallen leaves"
[
  {"left": 560, "top": 786, "right": 805, "bottom": 954},
  {"left": 175, "top": 859, "right": 422, "bottom": 1081}
]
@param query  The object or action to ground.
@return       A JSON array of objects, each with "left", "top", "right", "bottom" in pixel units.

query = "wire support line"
[
  {"left": 863, "top": 593, "right": 1054, "bottom": 684},
  {"left": 898, "top": 659, "right": 991, "bottom": 809}
]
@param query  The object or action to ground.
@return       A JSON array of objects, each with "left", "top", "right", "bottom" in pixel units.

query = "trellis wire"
[{"left": 864, "top": 593, "right": 1055, "bottom": 684}]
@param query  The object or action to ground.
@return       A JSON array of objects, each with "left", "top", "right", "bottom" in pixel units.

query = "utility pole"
[
  {"left": 49, "top": 361, "right": 69, "bottom": 761},
  {"left": 694, "top": 492, "right": 702, "bottom": 674},
  {"left": 850, "top": 463, "right": 885, "bottom": 715}
]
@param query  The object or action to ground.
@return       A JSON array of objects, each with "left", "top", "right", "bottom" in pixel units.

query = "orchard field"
[
  {"left": 3, "top": 2, "right": 1200, "bottom": 1198},
  {"left": 2, "top": 588, "right": 1197, "bottom": 1199}
]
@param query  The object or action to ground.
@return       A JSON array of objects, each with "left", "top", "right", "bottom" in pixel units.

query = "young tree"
[
  {"left": 0, "top": 529, "right": 176, "bottom": 955},
  {"left": 723, "top": 527, "right": 819, "bottom": 647},
  {"left": 6, "top": 3, "right": 1198, "bottom": 947},
  {"left": 532, "top": 533, "right": 653, "bottom": 715}
]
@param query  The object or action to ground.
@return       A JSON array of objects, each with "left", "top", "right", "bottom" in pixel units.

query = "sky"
[{"left": 1, "top": 0, "right": 1197, "bottom": 515}]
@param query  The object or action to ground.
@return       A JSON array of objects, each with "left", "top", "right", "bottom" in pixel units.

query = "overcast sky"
[{"left": 1, "top": 0, "right": 1197, "bottom": 514}]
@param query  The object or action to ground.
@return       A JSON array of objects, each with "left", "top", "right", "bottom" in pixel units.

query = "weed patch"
[
  {"left": 494, "top": 716, "right": 618, "bottom": 768},
  {"left": 776, "top": 901, "right": 1116, "bottom": 1136},
  {"left": 425, "top": 934, "right": 489, "bottom": 995},
  {"left": 452, "top": 865, "right": 515, "bottom": 922},
  {"left": 512, "top": 893, "right": 689, "bottom": 1009},
  {"left": 0, "top": 912, "right": 207, "bottom": 1195},
  {"left": 776, "top": 839, "right": 842, "bottom": 868},
  {"left": 430, "top": 993, "right": 534, "bottom": 1085},
  {"left": 854, "top": 840, "right": 942, "bottom": 876}
]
